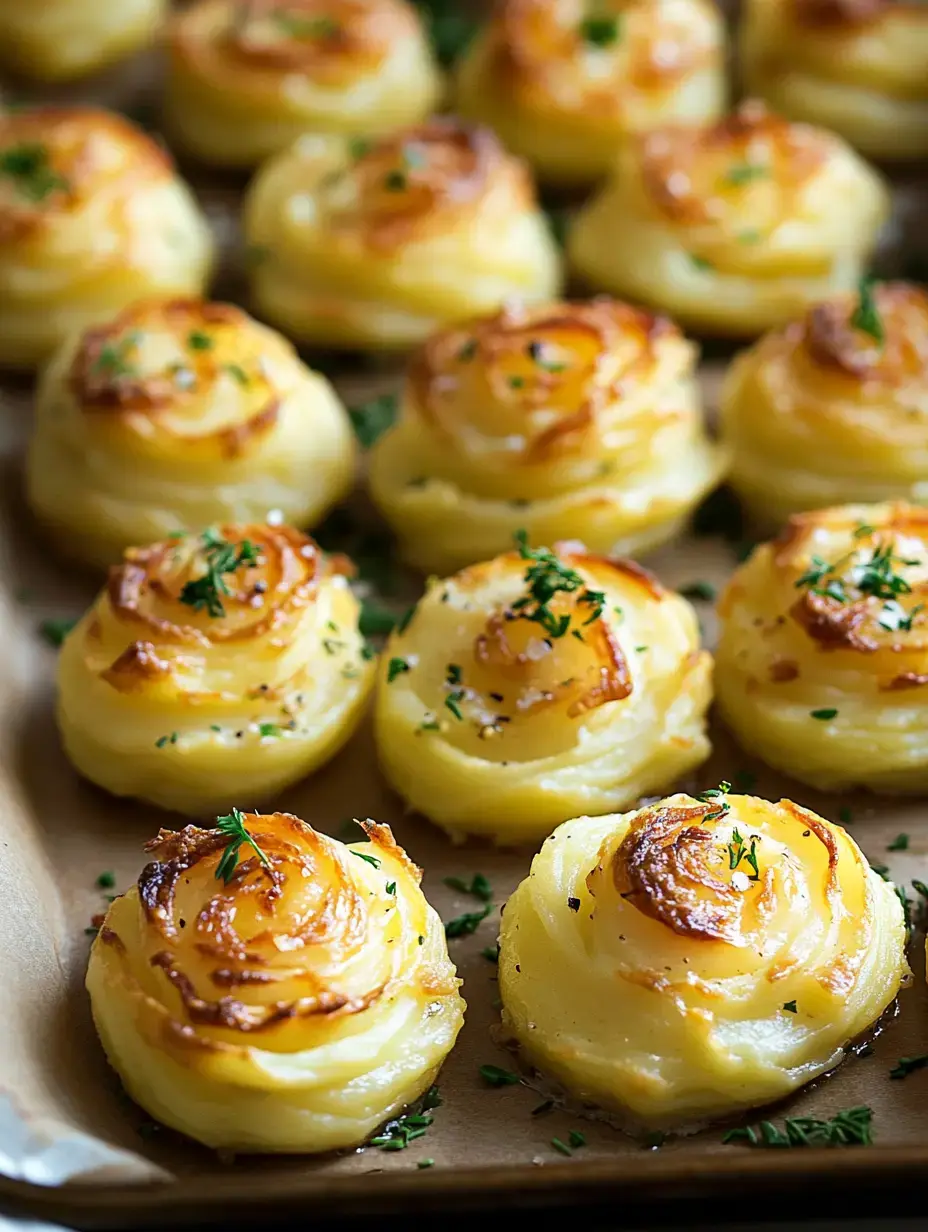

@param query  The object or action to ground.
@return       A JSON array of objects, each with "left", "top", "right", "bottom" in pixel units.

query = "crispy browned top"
[
  {"left": 408, "top": 298, "right": 681, "bottom": 461},
  {"left": 797, "top": 282, "right": 928, "bottom": 382}
]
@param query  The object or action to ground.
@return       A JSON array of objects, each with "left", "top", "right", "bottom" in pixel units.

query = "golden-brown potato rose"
[
  {"left": 164, "top": 0, "right": 442, "bottom": 168},
  {"left": 499, "top": 793, "right": 908, "bottom": 1127},
  {"left": 0, "top": 0, "right": 165, "bottom": 82},
  {"left": 721, "top": 282, "right": 928, "bottom": 529},
  {"left": 456, "top": 0, "right": 726, "bottom": 188},
  {"left": 86, "top": 812, "right": 465, "bottom": 1152},
  {"left": 741, "top": 0, "right": 928, "bottom": 161},
  {"left": 374, "top": 540, "right": 712, "bottom": 844},
  {"left": 244, "top": 118, "right": 563, "bottom": 351},
  {"left": 369, "top": 298, "right": 727, "bottom": 574},
  {"left": 717, "top": 502, "right": 928, "bottom": 791},
  {"left": 568, "top": 101, "right": 890, "bottom": 337},
  {"left": 0, "top": 107, "right": 214, "bottom": 369},
  {"left": 56, "top": 525, "right": 375, "bottom": 815},
  {"left": 28, "top": 298, "right": 355, "bottom": 568}
]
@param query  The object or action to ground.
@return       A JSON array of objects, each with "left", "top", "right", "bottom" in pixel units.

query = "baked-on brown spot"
[
  {"left": 101, "top": 640, "right": 173, "bottom": 692},
  {"left": 803, "top": 282, "right": 928, "bottom": 381},
  {"left": 884, "top": 672, "right": 928, "bottom": 691},
  {"left": 408, "top": 297, "right": 683, "bottom": 463},
  {"left": 769, "top": 658, "right": 800, "bottom": 682},
  {"left": 791, "top": 0, "right": 925, "bottom": 28}
]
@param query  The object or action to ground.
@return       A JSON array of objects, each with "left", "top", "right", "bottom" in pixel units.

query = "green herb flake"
[
  {"left": 782, "top": 1000, "right": 798, "bottom": 1014},
  {"left": 680, "top": 580, "right": 716, "bottom": 602},
  {"left": 214, "top": 807, "right": 271, "bottom": 884},
  {"left": 890, "top": 1055, "right": 928, "bottom": 1080},
  {"left": 444, "top": 903, "right": 492, "bottom": 938},
  {"left": 480, "top": 945, "right": 499, "bottom": 963},
  {"left": 851, "top": 276, "right": 884, "bottom": 345},
  {"left": 96, "top": 871, "right": 116, "bottom": 890},
  {"left": 725, "top": 162, "right": 768, "bottom": 186},
  {"left": 187, "top": 330, "right": 213, "bottom": 351},
  {"left": 418, "top": 1158, "right": 434, "bottom": 1169},
  {"left": 810, "top": 708, "right": 838, "bottom": 721},
  {"left": 579, "top": 15, "right": 620, "bottom": 46},
  {"left": 551, "top": 1137, "right": 573, "bottom": 1157},
  {"left": 353, "top": 850, "right": 382, "bottom": 869},
  {"left": 478, "top": 1064, "right": 520, "bottom": 1088},
  {"left": 179, "top": 530, "right": 260, "bottom": 619},
  {"left": 349, "top": 393, "right": 398, "bottom": 449},
  {"left": 387, "top": 657, "right": 410, "bottom": 683},
  {"left": 385, "top": 881, "right": 397, "bottom": 895},
  {"left": 39, "top": 617, "right": 76, "bottom": 647},
  {"left": 568, "top": 1129, "right": 587, "bottom": 1148},
  {"left": 722, "top": 1106, "right": 873, "bottom": 1148},
  {"left": 888, "top": 833, "right": 910, "bottom": 851},
  {"left": 445, "top": 690, "right": 465, "bottom": 720},
  {"left": 224, "top": 363, "right": 249, "bottom": 385},
  {"left": 0, "top": 142, "right": 68, "bottom": 202},
  {"left": 443, "top": 872, "right": 492, "bottom": 902},
  {"left": 688, "top": 254, "right": 714, "bottom": 272},
  {"left": 258, "top": 722, "right": 281, "bottom": 738}
]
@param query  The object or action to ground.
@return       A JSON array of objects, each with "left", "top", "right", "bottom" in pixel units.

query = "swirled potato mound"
[
  {"left": 56, "top": 525, "right": 375, "bottom": 815},
  {"left": 456, "top": 0, "right": 726, "bottom": 188},
  {"left": 0, "top": 107, "right": 214, "bottom": 370},
  {"left": 374, "top": 538, "right": 712, "bottom": 844},
  {"left": 721, "top": 281, "right": 928, "bottom": 529},
  {"left": 86, "top": 812, "right": 464, "bottom": 1152},
  {"left": 741, "top": 0, "right": 928, "bottom": 161},
  {"left": 243, "top": 118, "right": 563, "bottom": 351},
  {"left": 164, "top": 0, "right": 442, "bottom": 169},
  {"left": 567, "top": 100, "right": 890, "bottom": 337},
  {"left": 369, "top": 298, "right": 727, "bottom": 575},
  {"left": 716, "top": 502, "right": 928, "bottom": 791},
  {"left": 500, "top": 792, "right": 908, "bottom": 1127},
  {"left": 27, "top": 299, "right": 355, "bottom": 569},
  {"left": 0, "top": 0, "right": 164, "bottom": 81}
]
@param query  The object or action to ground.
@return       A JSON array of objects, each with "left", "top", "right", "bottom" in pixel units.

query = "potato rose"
[
  {"left": 716, "top": 502, "right": 928, "bottom": 791},
  {"left": 500, "top": 792, "right": 908, "bottom": 1128},
  {"left": 741, "top": 0, "right": 928, "bottom": 162},
  {"left": 567, "top": 100, "right": 890, "bottom": 337},
  {"left": 0, "top": 107, "right": 214, "bottom": 369},
  {"left": 56, "top": 524, "right": 375, "bottom": 815},
  {"left": 164, "top": 0, "right": 442, "bottom": 169},
  {"left": 374, "top": 537, "right": 712, "bottom": 844},
  {"left": 86, "top": 811, "right": 464, "bottom": 1152},
  {"left": 0, "top": 0, "right": 165, "bottom": 81},
  {"left": 369, "top": 298, "right": 727, "bottom": 575},
  {"left": 27, "top": 298, "right": 355, "bottom": 569},
  {"left": 456, "top": 0, "right": 726, "bottom": 188},
  {"left": 243, "top": 118, "right": 562, "bottom": 351},
  {"left": 721, "top": 281, "right": 928, "bottom": 529}
]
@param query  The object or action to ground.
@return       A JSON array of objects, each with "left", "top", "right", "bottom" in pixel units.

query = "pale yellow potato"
[
  {"left": 374, "top": 542, "right": 712, "bottom": 844},
  {"left": 717, "top": 502, "right": 928, "bottom": 792},
  {"left": 0, "top": 107, "right": 214, "bottom": 370},
  {"left": 500, "top": 793, "right": 908, "bottom": 1128},
  {"left": 568, "top": 100, "right": 890, "bottom": 337},
  {"left": 243, "top": 118, "right": 563, "bottom": 351},
  {"left": 456, "top": 0, "right": 726, "bottom": 188},
  {"left": 28, "top": 299, "right": 355, "bottom": 569},
  {"left": 165, "top": 0, "right": 442, "bottom": 169},
  {"left": 86, "top": 813, "right": 464, "bottom": 1152},
  {"left": 721, "top": 282, "right": 928, "bottom": 530},
  {"left": 0, "top": 0, "right": 164, "bottom": 82},
  {"left": 741, "top": 0, "right": 928, "bottom": 161},
  {"left": 369, "top": 298, "right": 727, "bottom": 575},
  {"left": 56, "top": 525, "right": 375, "bottom": 816}
]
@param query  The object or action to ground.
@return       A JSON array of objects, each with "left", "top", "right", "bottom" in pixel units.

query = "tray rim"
[{"left": 4, "top": 1143, "right": 928, "bottom": 1228}]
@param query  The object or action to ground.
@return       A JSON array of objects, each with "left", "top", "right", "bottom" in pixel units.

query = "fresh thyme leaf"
[
  {"left": 0, "top": 142, "right": 68, "bottom": 202},
  {"left": 387, "top": 656, "right": 410, "bottom": 683},
  {"left": 214, "top": 807, "right": 271, "bottom": 884},
  {"left": 890, "top": 1055, "right": 928, "bottom": 1079},
  {"left": 579, "top": 14, "right": 621, "bottom": 45},
  {"left": 353, "top": 850, "right": 381, "bottom": 869},
  {"left": 727, "top": 827, "right": 759, "bottom": 880},
  {"left": 445, "top": 689, "right": 465, "bottom": 720},
  {"left": 810, "top": 708, "right": 838, "bottom": 720},
  {"left": 348, "top": 393, "right": 397, "bottom": 448},
  {"left": 179, "top": 530, "right": 260, "bottom": 619},
  {"left": 722, "top": 1106, "right": 873, "bottom": 1148},
  {"left": 443, "top": 873, "right": 492, "bottom": 902},
  {"left": 851, "top": 276, "right": 884, "bottom": 345},
  {"left": 888, "top": 833, "right": 910, "bottom": 851},
  {"left": 446, "top": 663, "right": 462, "bottom": 685},
  {"left": 479, "top": 1064, "right": 520, "bottom": 1087},
  {"left": 444, "top": 903, "right": 492, "bottom": 938},
  {"left": 39, "top": 617, "right": 76, "bottom": 647}
]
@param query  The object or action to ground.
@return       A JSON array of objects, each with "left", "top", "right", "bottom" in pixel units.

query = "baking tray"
[{"left": 3, "top": 13, "right": 928, "bottom": 1231}]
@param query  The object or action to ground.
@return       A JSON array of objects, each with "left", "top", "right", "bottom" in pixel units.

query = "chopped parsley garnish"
[
  {"left": 39, "top": 617, "right": 76, "bottom": 646},
  {"left": 179, "top": 529, "right": 260, "bottom": 619},
  {"left": 511, "top": 529, "right": 603, "bottom": 638},
  {"left": 445, "top": 690, "right": 465, "bottom": 720},
  {"left": 783, "top": 1000, "right": 798, "bottom": 1013},
  {"left": 481, "top": 945, "right": 499, "bottom": 962},
  {"left": 446, "top": 664, "right": 462, "bottom": 685},
  {"left": 348, "top": 393, "right": 397, "bottom": 448},
  {"left": 257, "top": 722, "right": 281, "bottom": 738},
  {"left": 888, "top": 833, "right": 910, "bottom": 851},
  {"left": 444, "top": 904, "right": 492, "bottom": 938},
  {"left": 92, "top": 331, "right": 140, "bottom": 378},
  {"left": 850, "top": 276, "right": 884, "bottom": 345},
  {"left": 810, "top": 708, "right": 838, "bottom": 721},
  {"left": 187, "top": 330, "right": 213, "bottom": 351},
  {"left": 353, "top": 850, "right": 381, "bottom": 869},
  {"left": 369, "top": 1086, "right": 442, "bottom": 1150},
  {"left": 727, "top": 827, "right": 759, "bottom": 880},
  {"left": 890, "top": 1055, "right": 928, "bottom": 1080},
  {"left": 215, "top": 808, "right": 271, "bottom": 884},
  {"left": 723, "top": 1106, "right": 873, "bottom": 1148},
  {"left": 387, "top": 656, "right": 410, "bottom": 683},
  {"left": 96, "top": 871, "right": 116, "bottom": 890},
  {"left": 697, "top": 781, "right": 731, "bottom": 822},
  {"left": 0, "top": 142, "right": 68, "bottom": 202},
  {"left": 479, "top": 1064, "right": 520, "bottom": 1088},
  {"left": 680, "top": 581, "right": 716, "bottom": 601},
  {"left": 579, "top": 14, "right": 621, "bottom": 45},
  {"left": 155, "top": 732, "right": 178, "bottom": 748},
  {"left": 443, "top": 873, "right": 492, "bottom": 902},
  {"left": 725, "top": 162, "right": 768, "bottom": 186},
  {"left": 385, "top": 881, "right": 396, "bottom": 895}
]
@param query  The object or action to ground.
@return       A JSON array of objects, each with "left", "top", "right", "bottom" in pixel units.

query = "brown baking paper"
[{"left": 2, "top": 29, "right": 928, "bottom": 1220}]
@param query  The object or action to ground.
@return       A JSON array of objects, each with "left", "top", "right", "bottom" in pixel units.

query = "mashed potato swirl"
[
  {"left": 28, "top": 298, "right": 355, "bottom": 568},
  {"left": 717, "top": 502, "right": 928, "bottom": 791},
  {"left": 374, "top": 540, "right": 711, "bottom": 844},
  {"left": 721, "top": 282, "right": 928, "bottom": 528},
  {"left": 165, "top": 0, "right": 442, "bottom": 168},
  {"left": 86, "top": 812, "right": 464, "bottom": 1152},
  {"left": 568, "top": 100, "right": 889, "bottom": 337},
  {"left": 499, "top": 792, "right": 908, "bottom": 1127},
  {"left": 369, "top": 298, "right": 727, "bottom": 575},
  {"left": 244, "top": 118, "right": 562, "bottom": 350},
  {"left": 455, "top": 0, "right": 726, "bottom": 188},
  {"left": 57, "top": 524, "right": 374, "bottom": 815}
]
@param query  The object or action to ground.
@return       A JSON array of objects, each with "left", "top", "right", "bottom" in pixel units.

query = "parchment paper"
[{"left": 2, "top": 23, "right": 928, "bottom": 1214}]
